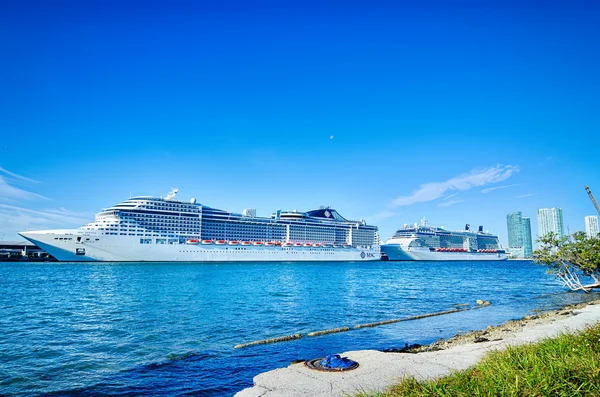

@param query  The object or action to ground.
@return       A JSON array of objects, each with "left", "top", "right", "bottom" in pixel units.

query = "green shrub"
[{"left": 367, "top": 323, "right": 600, "bottom": 397}]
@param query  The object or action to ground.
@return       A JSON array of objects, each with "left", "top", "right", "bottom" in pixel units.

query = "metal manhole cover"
[{"left": 304, "top": 358, "right": 359, "bottom": 372}]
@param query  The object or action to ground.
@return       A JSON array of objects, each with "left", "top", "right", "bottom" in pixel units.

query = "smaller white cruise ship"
[
  {"left": 19, "top": 189, "right": 380, "bottom": 262},
  {"left": 381, "top": 218, "right": 507, "bottom": 261}
]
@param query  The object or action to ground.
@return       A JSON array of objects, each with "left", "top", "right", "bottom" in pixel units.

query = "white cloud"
[
  {"left": 516, "top": 193, "right": 535, "bottom": 199},
  {"left": 0, "top": 204, "right": 90, "bottom": 227},
  {"left": 0, "top": 168, "right": 91, "bottom": 239},
  {"left": 0, "top": 212, "right": 51, "bottom": 240},
  {"left": 366, "top": 209, "right": 397, "bottom": 222},
  {"left": 0, "top": 167, "right": 48, "bottom": 201},
  {"left": 438, "top": 199, "right": 465, "bottom": 208},
  {"left": 0, "top": 176, "right": 49, "bottom": 201},
  {"left": 0, "top": 167, "right": 40, "bottom": 184},
  {"left": 443, "top": 192, "right": 460, "bottom": 200},
  {"left": 390, "top": 164, "right": 520, "bottom": 207},
  {"left": 481, "top": 184, "right": 521, "bottom": 194},
  {"left": 537, "top": 156, "right": 554, "bottom": 167}
]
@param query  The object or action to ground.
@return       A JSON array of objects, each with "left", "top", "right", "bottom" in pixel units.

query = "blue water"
[{"left": 1, "top": 260, "right": 597, "bottom": 396}]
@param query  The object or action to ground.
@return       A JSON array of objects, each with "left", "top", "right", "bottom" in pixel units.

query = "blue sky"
[{"left": 1, "top": 1, "right": 598, "bottom": 246}]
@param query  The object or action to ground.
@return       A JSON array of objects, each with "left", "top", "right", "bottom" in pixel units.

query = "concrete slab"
[{"left": 235, "top": 304, "right": 600, "bottom": 397}]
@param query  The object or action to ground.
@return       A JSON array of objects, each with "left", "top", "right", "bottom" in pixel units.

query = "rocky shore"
[
  {"left": 235, "top": 299, "right": 600, "bottom": 397},
  {"left": 404, "top": 299, "right": 599, "bottom": 354}
]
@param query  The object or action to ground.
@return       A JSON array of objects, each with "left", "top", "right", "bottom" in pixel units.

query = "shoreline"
[
  {"left": 402, "top": 298, "right": 600, "bottom": 353},
  {"left": 235, "top": 298, "right": 600, "bottom": 397}
]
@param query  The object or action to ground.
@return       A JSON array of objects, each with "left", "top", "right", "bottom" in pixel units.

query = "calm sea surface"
[{"left": 1, "top": 260, "right": 597, "bottom": 396}]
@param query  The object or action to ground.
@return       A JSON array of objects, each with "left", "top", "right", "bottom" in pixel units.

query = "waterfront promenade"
[{"left": 236, "top": 301, "right": 600, "bottom": 396}]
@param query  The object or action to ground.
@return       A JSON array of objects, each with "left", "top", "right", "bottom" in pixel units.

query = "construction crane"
[{"left": 585, "top": 185, "right": 600, "bottom": 216}]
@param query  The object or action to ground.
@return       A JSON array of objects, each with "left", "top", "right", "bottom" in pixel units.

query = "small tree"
[{"left": 534, "top": 231, "right": 600, "bottom": 293}]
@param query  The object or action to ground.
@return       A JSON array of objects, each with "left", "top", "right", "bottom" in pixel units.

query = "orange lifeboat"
[
  {"left": 274, "top": 241, "right": 282, "bottom": 246},
  {"left": 215, "top": 240, "right": 226, "bottom": 245},
  {"left": 265, "top": 242, "right": 274, "bottom": 246},
  {"left": 304, "top": 243, "right": 312, "bottom": 247},
  {"left": 253, "top": 241, "right": 263, "bottom": 246},
  {"left": 241, "top": 241, "right": 251, "bottom": 246},
  {"left": 201, "top": 240, "right": 212, "bottom": 245},
  {"left": 283, "top": 242, "right": 293, "bottom": 247},
  {"left": 294, "top": 243, "right": 303, "bottom": 247},
  {"left": 228, "top": 241, "right": 239, "bottom": 245},
  {"left": 313, "top": 243, "right": 322, "bottom": 247},
  {"left": 186, "top": 239, "right": 199, "bottom": 245}
]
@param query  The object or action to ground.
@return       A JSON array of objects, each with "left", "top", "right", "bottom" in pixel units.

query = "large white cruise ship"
[
  {"left": 19, "top": 189, "right": 379, "bottom": 262},
  {"left": 381, "top": 218, "right": 507, "bottom": 261}
]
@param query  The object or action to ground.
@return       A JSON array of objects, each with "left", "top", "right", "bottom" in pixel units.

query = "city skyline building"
[
  {"left": 522, "top": 217, "right": 533, "bottom": 258},
  {"left": 585, "top": 215, "right": 599, "bottom": 239},
  {"left": 537, "top": 208, "right": 564, "bottom": 239},
  {"left": 506, "top": 211, "right": 533, "bottom": 259},
  {"left": 506, "top": 212, "right": 523, "bottom": 251}
]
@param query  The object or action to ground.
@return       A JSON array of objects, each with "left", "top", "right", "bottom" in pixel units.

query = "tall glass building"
[
  {"left": 507, "top": 212, "right": 523, "bottom": 248},
  {"left": 522, "top": 217, "right": 533, "bottom": 258},
  {"left": 585, "top": 215, "right": 599, "bottom": 239},
  {"left": 506, "top": 211, "right": 533, "bottom": 258},
  {"left": 537, "top": 208, "right": 564, "bottom": 239}
]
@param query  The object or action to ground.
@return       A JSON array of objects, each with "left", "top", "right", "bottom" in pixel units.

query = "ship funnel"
[
  {"left": 478, "top": 225, "right": 483, "bottom": 232},
  {"left": 465, "top": 224, "right": 470, "bottom": 231}
]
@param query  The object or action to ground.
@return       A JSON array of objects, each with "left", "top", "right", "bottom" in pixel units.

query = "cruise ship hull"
[
  {"left": 381, "top": 244, "right": 508, "bottom": 261},
  {"left": 20, "top": 231, "right": 380, "bottom": 262}
]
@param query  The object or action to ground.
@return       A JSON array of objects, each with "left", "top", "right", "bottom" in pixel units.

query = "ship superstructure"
[
  {"left": 381, "top": 218, "right": 507, "bottom": 261},
  {"left": 20, "top": 189, "right": 379, "bottom": 262}
]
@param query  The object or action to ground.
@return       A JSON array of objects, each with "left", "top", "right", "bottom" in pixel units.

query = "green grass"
[{"left": 366, "top": 323, "right": 600, "bottom": 397}]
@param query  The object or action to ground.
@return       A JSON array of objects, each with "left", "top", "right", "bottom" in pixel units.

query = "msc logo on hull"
[{"left": 361, "top": 252, "right": 377, "bottom": 259}]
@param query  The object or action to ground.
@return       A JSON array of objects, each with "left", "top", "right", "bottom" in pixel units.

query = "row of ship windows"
[
  {"left": 86, "top": 224, "right": 371, "bottom": 237},
  {"left": 95, "top": 233, "right": 168, "bottom": 236},
  {"left": 95, "top": 227, "right": 200, "bottom": 232},
  {"left": 199, "top": 217, "right": 363, "bottom": 229},
  {"left": 102, "top": 232, "right": 369, "bottom": 241},
  {"left": 121, "top": 221, "right": 200, "bottom": 226},
  {"left": 202, "top": 223, "right": 348, "bottom": 230},
  {"left": 137, "top": 238, "right": 351, "bottom": 249},
  {"left": 94, "top": 217, "right": 366, "bottom": 232},
  {"left": 121, "top": 215, "right": 200, "bottom": 220},
  {"left": 131, "top": 201, "right": 197, "bottom": 209},
  {"left": 94, "top": 225, "right": 200, "bottom": 231},
  {"left": 178, "top": 250, "right": 338, "bottom": 253},
  {"left": 99, "top": 210, "right": 375, "bottom": 232}
]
